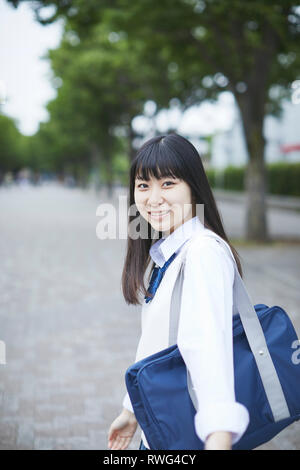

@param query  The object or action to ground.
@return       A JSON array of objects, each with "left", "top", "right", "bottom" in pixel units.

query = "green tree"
[
  {"left": 0, "top": 113, "right": 27, "bottom": 178},
  {"left": 40, "top": 20, "right": 185, "bottom": 194}
]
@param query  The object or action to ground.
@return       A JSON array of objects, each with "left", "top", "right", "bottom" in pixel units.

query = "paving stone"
[
  {"left": 16, "top": 420, "right": 36, "bottom": 448},
  {"left": 33, "top": 437, "right": 54, "bottom": 450},
  {"left": 0, "top": 422, "right": 18, "bottom": 447}
]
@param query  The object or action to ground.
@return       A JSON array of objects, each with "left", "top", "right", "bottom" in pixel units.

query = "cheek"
[
  {"left": 134, "top": 191, "right": 146, "bottom": 209},
  {"left": 171, "top": 186, "right": 192, "bottom": 205},
  {"left": 134, "top": 189, "right": 141, "bottom": 202}
]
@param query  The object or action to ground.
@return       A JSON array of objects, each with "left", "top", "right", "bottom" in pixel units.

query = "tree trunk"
[
  {"left": 244, "top": 137, "right": 270, "bottom": 242},
  {"left": 235, "top": 82, "right": 271, "bottom": 243},
  {"left": 232, "top": 23, "right": 277, "bottom": 243}
]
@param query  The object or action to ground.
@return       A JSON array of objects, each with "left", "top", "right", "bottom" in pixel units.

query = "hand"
[
  {"left": 108, "top": 408, "right": 138, "bottom": 450},
  {"left": 204, "top": 431, "right": 232, "bottom": 450}
]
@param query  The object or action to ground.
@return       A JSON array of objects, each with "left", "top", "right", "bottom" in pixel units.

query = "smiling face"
[{"left": 134, "top": 172, "right": 195, "bottom": 236}]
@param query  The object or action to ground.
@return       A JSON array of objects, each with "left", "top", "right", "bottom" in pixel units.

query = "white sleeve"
[
  {"left": 122, "top": 391, "right": 134, "bottom": 413},
  {"left": 177, "top": 237, "right": 249, "bottom": 446},
  {"left": 122, "top": 321, "right": 144, "bottom": 414}
]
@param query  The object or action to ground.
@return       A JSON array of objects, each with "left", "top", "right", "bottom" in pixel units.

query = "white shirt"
[{"left": 122, "top": 216, "right": 250, "bottom": 449}]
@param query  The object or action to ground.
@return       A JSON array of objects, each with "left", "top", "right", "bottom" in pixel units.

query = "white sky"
[
  {"left": 0, "top": 0, "right": 234, "bottom": 137},
  {"left": 0, "top": 0, "right": 64, "bottom": 135}
]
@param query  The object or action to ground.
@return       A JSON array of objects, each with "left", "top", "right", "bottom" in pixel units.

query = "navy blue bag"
[{"left": 125, "top": 236, "right": 300, "bottom": 450}]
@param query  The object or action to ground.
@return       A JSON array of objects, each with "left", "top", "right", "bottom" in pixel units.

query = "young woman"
[{"left": 107, "top": 133, "right": 249, "bottom": 451}]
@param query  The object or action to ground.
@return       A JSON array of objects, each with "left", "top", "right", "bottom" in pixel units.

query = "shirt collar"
[{"left": 149, "top": 216, "right": 205, "bottom": 268}]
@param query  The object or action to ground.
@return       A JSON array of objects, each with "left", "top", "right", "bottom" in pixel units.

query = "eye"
[{"left": 136, "top": 180, "right": 175, "bottom": 189}]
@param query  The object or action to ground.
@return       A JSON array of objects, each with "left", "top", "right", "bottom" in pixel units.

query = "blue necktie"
[{"left": 144, "top": 252, "right": 178, "bottom": 303}]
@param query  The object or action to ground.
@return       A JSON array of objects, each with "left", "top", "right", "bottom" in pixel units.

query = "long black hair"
[{"left": 121, "top": 133, "right": 243, "bottom": 305}]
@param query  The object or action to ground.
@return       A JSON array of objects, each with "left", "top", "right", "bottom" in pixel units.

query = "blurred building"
[{"left": 210, "top": 100, "right": 300, "bottom": 169}]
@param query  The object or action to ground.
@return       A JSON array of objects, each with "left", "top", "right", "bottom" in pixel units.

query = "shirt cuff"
[
  {"left": 194, "top": 401, "right": 250, "bottom": 446},
  {"left": 122, "top": 392, "right": 134, "bottom": 414}
]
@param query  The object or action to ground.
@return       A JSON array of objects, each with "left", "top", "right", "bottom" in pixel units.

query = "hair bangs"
[{"left": 135, "top": 139, "right": 182, "bottom": 182}]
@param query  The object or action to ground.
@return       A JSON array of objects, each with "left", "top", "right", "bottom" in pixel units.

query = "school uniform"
[{"left": 123, "top": 215, "right": 250, "bottom": 450}]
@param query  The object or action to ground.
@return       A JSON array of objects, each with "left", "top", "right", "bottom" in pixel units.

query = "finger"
[
  {"left": 111, "top": 435, "right": 122, "bottom": 450},
  {"left": 116, "top": 435, "right": 124, "bottom": 450},
  {"left": 117, "top": 435, "right": 125, "bottom": 450},
  {"left": 121, "top": 437, "right": 130, "bottom": 450},
  {"left": 118, "top": 436, "right": 127, "bottom": 450},
  {"left": 108, "top": 431, "right": 116, "bottom": 449}
]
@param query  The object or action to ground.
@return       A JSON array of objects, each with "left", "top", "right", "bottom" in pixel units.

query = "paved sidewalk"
[
  {"left": 213, "top": 188, "right": 300, "bottom": 213},
  {"left": 0, "top": 184, "right": 299, "bottom": 450}
]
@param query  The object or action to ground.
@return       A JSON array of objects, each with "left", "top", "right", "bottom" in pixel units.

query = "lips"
[{"left": 148, "top": 210, "right": 170, "bottom": 219}]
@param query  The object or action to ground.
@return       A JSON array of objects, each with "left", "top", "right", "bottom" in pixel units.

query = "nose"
[{"left": 147, "top": 184, "right": 164, "bottom": 206}]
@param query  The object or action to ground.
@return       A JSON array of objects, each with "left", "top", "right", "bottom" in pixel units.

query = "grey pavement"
[
  {"left": 0, "top": 183, "right": 299, "bottom": 450},
  {"left": 214, "top": 188, "right": 300, "bottom": 213}
]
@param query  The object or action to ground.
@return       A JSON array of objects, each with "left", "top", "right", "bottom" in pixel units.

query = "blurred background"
[{"left": 0, "top": 0, "right": 300, "bottom": 450}]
